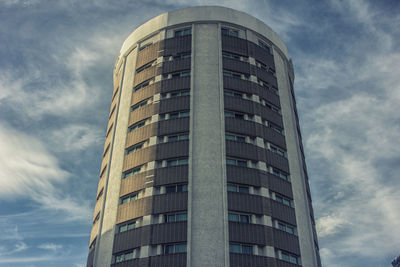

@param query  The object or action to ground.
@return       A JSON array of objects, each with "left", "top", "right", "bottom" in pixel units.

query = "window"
[
  {"left": 281, "top": 251, "right": 299, "bottom": 264},
  {"left": 93, "top": 212, "right": 100, "bottom": 224},
  {"left": 166, "top": 133, "right": 189, "bottom": 142},
  {"left": 224, "top": 90, "right": 243, "bottom": 98},
  {"left": 268, "top": 67, "right": 276, "bottom": 75},
  {"left": 226, "top": 158, "right": 247, "bottom": 167},
  {"left": 166, "top": 70, "right": 190, "bottom": 79},
  {"left": 112, "top": 87, "right": 119, "bottom": 102},
  {"left": 136, "top": 61, "right": 154, "bottom": 74},
  {"left": 270, "top": 86, "right": 279, "bottom": 95},
  {"left": 169, "top": 111, "right": 189, "bottom": 119},
  {"left": 269, "top": 122, "right": 284, "bottom": 135},
  {"left": 173, "top": 53, "right": 191, "bottom": 60},
  {"left": 133, "top": 80, "right": 151, "bottom": 92},
  {"left": 269, "top": 144, "right": 286, "bottom": 157},
  {"left": 115, "top": 251, "right": 134, "bottom": 263},
  {"left": 257, "top": 61, "right": 268, "bottom": 71},
  {"left": 164, "top": 243, "right": 187, "bottom": 254},
  {"left": 106, "top": 123, "right": 113, "bottom": 138},
  {"left": 228, "top": 213, "right": 250, "bottom": 223},
  {"left": 131, "top": 98, "right": 150, "bottom": 111},
  {"left": 89, "top": 238, "right": 96, "bottom": 250},
  {"left": 278, "top": 222, "right": 295, "bottom": 234},
  {"left": 103, "top": 143, "right": 110, "bottom": 157},
  {"left": 139, "top": 42, "right": 152, "bottom": 51},
  {"left": 165, "top": 212, "right": 187, "bottom": 222},
  {"left": 258, "top": 40, "right": 271, "bottom": 53},
  {"left": 222, "top": 51, "right": 241, "bottom": 60},
  {"left": 227, "top": 184, "right": 249, "bottom": 194},
  {"left": 264, "top": 101, "right": 281, "bottom": 114},
  {"left": 275, "top": 194, "right": 292, "bottom": 207},
  {"left": 222, "top": 28, "right": 239, "bottom": 37},
  {"left": 109, "top": 105, "right": 116, "bottom": 119},
  {"left": 96, "top": 188, "right": 104, "bottom": 201},
  {"left": 120, "top": 192, "right": 139, "bottom": 204},
  {"left": 174, "top": 28, "right": 191, "bottom": 37},
  {"left": 122, "top": 166, "right": 142, "bottom": 179},
  {"left": 166, "top": 184, "right": 188, "bottom": 193},
  {"left": 224, "top": 111, "right": 244, "bottom": 120},
  {"left": 170, "top": 90, "right": 190, "bottom": 98},
  {"left": 223, "top": 70, "right": 242, "bottom": 79},
  {"left": 128, "top": 119, "right": 148, "bottom": 132},
  {"left": 271, "top": 168, "right": 288, "bottom": 181},
  {"left": 100, "top": 165, "right": 107, "bottom": 178},
  {"left": 225, "top": 133, "right": 246, "bottom": 143},
  {"left": 126, "top": 142, "right": 144, "bottom": 155},
  {"left": 119, "top": 220, "right": 137, "bottom": 233},
  {"left": 229, "top": 243, "right": 253, "bottom": 254},
  {"left": 167, "top": 158, "right": 188, "bottom": 167}
]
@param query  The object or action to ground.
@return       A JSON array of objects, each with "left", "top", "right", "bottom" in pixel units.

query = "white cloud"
[
  {"left": 0, "top": 123, "right": 91, "bottom": 221},
  {"left": 38, "top": 243, "right": 62, "bottom": 252},
  {"left": 316, "top": 215, "right": 347, "bottom": 237},
  {"left": 294, "top": 2, "right": 400, "bottom": 266},
  {"left": 50, "top": 124, "right": 104, "bottom": 152},
  {"left": 0, "top": 123, "right": 67, "bottom": 197},
  {"left": 0, "top": 242, "right": 28, "bottom": 256}
]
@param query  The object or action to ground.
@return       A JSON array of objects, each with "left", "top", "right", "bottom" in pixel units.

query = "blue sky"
[{"left": 0, "top": 0, "right": 399, "bottom": 266}]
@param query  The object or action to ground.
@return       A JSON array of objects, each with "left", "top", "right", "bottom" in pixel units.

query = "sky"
[{"left": 0, "top": 0, "right": 399, "bottom": 266}]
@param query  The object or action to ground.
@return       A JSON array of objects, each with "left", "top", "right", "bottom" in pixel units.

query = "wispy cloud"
[
  {"left": 295, "top": 1, "right": 400, "bottom": 266},
  {"left": 0, "top": 123, "right": 91, "bottom": 221},
  {"left": 37, "top": 243, "right": 62, "bottom": 252}
]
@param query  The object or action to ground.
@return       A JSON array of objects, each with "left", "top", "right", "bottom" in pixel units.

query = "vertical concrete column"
[
  {"left": 274, "top": 51, "right": 318, "bottom": 266},
  {"left": 93, "top": 48, "right": 138, "bottom": 267},
  {"left": 188, "top": 23, "right": 229, "bottom": 267}
]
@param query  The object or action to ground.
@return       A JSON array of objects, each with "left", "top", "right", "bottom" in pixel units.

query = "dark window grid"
[
  {"left": 224, "top": 90, "right": 243, "bottom": 98},
  {"left": 164, "top": 243, "right": 187, "bottom": 254},
  {"left": 131, "top": 98, "right": 150, "bottom": 111},
  {"left": 227, "top": 184, "right": 249, "bottom": 194},
  {"left": 224, "top": 111, "right": 245, "bottom": 120},
  {"left": 281, "top": 251, "right": 299, "bottom": 264},
  {"left": 225, "top": 133, "right": 246, "bottom": 142},
  {"left": 168, "top": 111, "right": 190, "bottom": 119},
  {"left": 278, "top": 222, "right": 295, "bottom": 234},
  {"left": 166, "top": 184, "right": 188, "bottom": 193},
  {"left": 115, "top": 251, "right": 134, "bottom": 263},
  {"left": 275, "top": 194, "right": 292, "bottom": 207},
  {"left": 166, "top": 158, "right": 189, "bottom": 167},
  {"left": 120, "top": 192, "right": 139, "bottom": 204},
  {"left": 165, "top": 212, "right": 187, "bottom": 222},
  {"left": 122, "top": 166, "right": 142, "bottom": 179},
  {"left": 222, "top": 51, "right": 242, "bottom": 60},
  {"left": 119, "top": 220, "right": 137, "bottom": 233},
  {"left": 128, "top": 119, "right": 147, "bottom": 132},
  {"left": 166, "top": 133, "right": 189, "bottom": 142},
  {"left": 174, "top": 28, "right": 191, "bottom": 37},
  {"left": 271, "top": 168, "right": 288, "bottom": 180},
  {"left": 228, "top": 212, "right": 250, "bottom": 223},
  {"left": 133, "top": 79, "right": 151, "bottom": 92},
  {"left": 136, "top": 61, "right": 155, "bottom": 74},
  {"left": 221, "top": 28, "right": 239, "bottom": 37},
  {"left": 229, "top": 243, "right": 253, "bottom": 254},
  {"left": 226, "top": 158, "right": 247, "bottom": 167},
  {"left": 126, "top": 142, "right": 144, "bottom": 155}
]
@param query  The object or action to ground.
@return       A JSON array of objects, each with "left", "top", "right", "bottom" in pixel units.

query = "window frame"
[
  {"left": 166, "top": 158, "right": 189, "bottom": 167},
  {"left": 174, "top": 28, "right": 191, "bottom": 37},
  {"left": 221, "top": 27, "right": 239, "bottom": 37}
]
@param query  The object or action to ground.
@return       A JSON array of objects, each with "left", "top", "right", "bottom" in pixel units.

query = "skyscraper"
[{"left": 87, "top": 6, "right": 321, "bottom": 267}]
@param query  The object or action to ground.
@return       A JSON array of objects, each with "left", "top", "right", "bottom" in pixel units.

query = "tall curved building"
[{"left": 87, "top": 6, "right": 321, "bottom": 267}]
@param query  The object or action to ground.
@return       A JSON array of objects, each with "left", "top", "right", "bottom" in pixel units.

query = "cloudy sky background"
[{"left": 0, "top": 0, "right": 399, "bottom": 266}]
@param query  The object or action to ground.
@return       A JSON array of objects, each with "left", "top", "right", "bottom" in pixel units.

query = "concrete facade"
[{"left": 87, "top": 6, "right": 321, "bottom": 267}]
